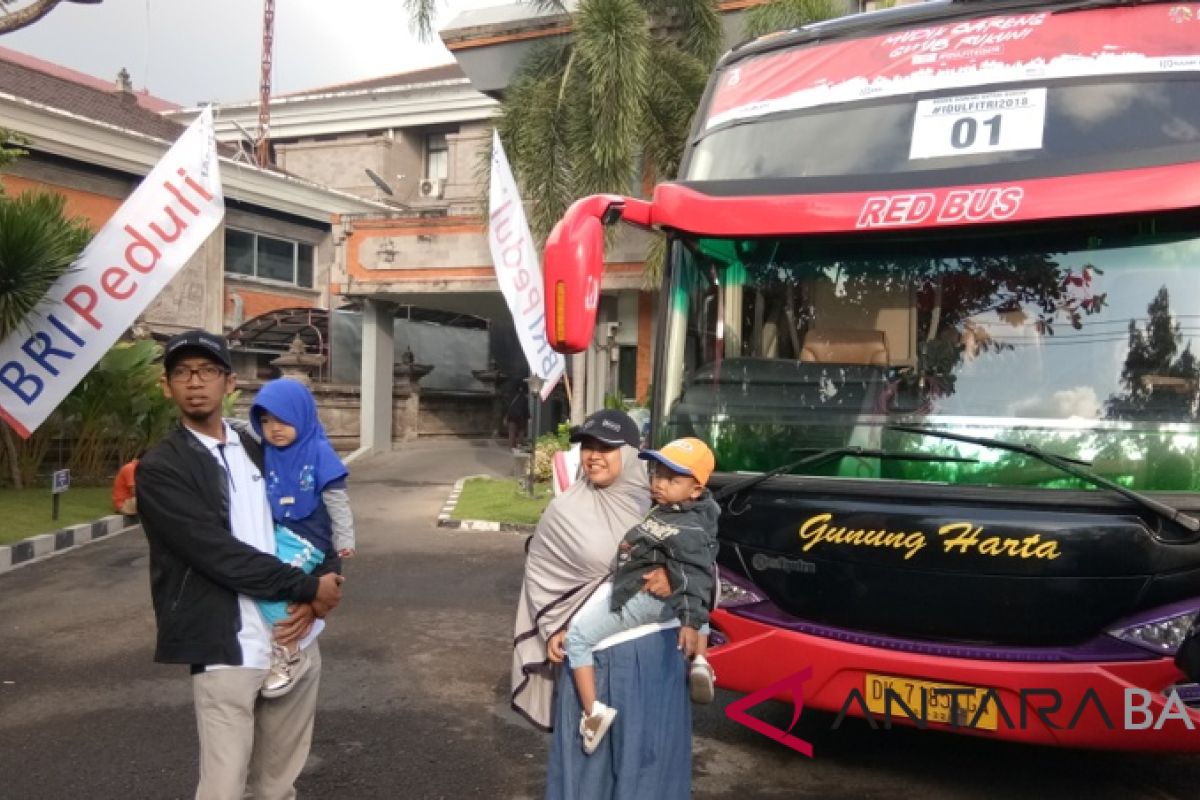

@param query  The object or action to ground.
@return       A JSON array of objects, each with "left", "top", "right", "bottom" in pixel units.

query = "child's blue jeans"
[
  {"left": 257, "top": 525, "right": 325, "bottom": 627},
  {"left": 565, "top": 589, "right": 709, "bottom": 669}
]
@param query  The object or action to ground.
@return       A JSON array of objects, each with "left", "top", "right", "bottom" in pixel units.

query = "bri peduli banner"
[
  {"left": 486, "top": 129, "right": 565, "bottom": 401},
  {"left": 0, "top": 107, "right": 224, "bottom": 438}
]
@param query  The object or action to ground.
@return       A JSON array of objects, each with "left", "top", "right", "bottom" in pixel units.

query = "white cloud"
[{"left": 1010, "top": 386, "right": 1102, "bottom": 420}]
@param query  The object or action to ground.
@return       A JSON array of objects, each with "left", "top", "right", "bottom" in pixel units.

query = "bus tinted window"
[{"left": 687, "top": 79, "right": 1200, "bottom": 184}]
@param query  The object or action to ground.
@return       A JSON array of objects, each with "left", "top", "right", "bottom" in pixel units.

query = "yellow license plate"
[{"left": 864, "top": 673, "right": 999, "bottom": 731}]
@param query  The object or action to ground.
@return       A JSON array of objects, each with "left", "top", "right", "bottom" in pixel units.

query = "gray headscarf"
[{"left": 510, "top": 445, "right": 650, "bottom": 731}]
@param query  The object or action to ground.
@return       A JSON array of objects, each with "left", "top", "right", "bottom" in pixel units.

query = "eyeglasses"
[{"left": 168, "top": 364, "right": 227, "bottom": 383}]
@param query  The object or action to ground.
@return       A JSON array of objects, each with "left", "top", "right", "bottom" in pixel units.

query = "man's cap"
[
  {"left": 569, "top": 409, "right": 640, "bottom": 449},
  {"left": 163, "top": 330, "right": 233, "bottom": 372},
  {"left": 640, "top": 437, "right": 716, "bottom": 485}
]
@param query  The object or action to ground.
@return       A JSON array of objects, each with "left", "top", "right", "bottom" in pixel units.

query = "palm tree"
[
  {"left": 742, "top": 0, "right": 841, "bottom": 39},
  {"left": 0, "top": 192, "right": 91, "bottom": 338},
  {"left": 412, "top": 0, "right": 843, "bottom": 243},
  {"left": 493, "top": 0, "right": 721, "bottom": 242},
  {"left": 0, "top": 191, "right": 92, "bottom": 487}
]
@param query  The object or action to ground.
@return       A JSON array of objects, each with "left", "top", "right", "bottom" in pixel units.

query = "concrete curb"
[
  {"left": 436, "top": 475, "right": 537, "bottom": 534},
  {"left": 0, "top": 514, "right": 141, "bottom": 576}
]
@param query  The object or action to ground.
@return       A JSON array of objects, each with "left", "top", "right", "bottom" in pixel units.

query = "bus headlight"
[
  {"left": 718, "top": 575, "right": 764, "bottom": 608},
  {"left": 1109, "top": 609, "right": 1199, "bottom": 655}
]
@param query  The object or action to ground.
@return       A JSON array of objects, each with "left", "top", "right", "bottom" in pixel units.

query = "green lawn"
[
  {"left": 0, "top": 486, "right": 116, "bottom": 545},
  {"left": 451, "top": 478, "right": 552, "bottom": 525}
]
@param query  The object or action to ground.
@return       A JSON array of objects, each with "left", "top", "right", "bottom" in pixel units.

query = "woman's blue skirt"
[{"left": 545, "top": 628, "right": 692, "bottom": 800}]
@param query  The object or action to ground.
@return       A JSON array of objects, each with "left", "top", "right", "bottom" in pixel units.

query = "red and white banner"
[
  {"left": 0, "top": 107, "right": 223, "bottom": 438},
  {"left": 707, "top": 5, "right": 1200, "bottom": 129},
  {"left": 487, "top": 129, "right": 565, "bottom": 400}
]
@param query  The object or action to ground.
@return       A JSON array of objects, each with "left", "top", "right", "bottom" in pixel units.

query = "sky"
[{"left": 1, "top": 0, "right": 503, "bottom": 106}]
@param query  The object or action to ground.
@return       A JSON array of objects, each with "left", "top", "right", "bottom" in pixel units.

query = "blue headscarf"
[{"left": 250, "top": 378, "right": 347, "bottom": 523}]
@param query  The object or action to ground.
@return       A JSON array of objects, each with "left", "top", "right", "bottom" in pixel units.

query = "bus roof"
[
  {"left": 661, "top": 0, "right": 1200, "bottom": 237},
  {"left": 726, "top": 1, "right": 1183, "bottom": 69}
]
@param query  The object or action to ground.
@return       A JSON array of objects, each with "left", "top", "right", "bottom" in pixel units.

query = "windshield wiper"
[
  {"left": 886, "top": 424, "right": 1200, "bottom": 534},
  {"left": 712, "top": 446, "right": 977, "bottom": 501}
]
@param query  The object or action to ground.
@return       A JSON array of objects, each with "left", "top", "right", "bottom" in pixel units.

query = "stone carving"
[
  {"left": 393, "top": 347, "right": 433, "bottom": 390},
  {"left": 270, "top": 335, "right": 326, "bottom": 386}
]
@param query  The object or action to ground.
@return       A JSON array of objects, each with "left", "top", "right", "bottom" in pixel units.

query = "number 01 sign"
[{"left": 910, "top": 88, "right": 1047, "bottom": 161}]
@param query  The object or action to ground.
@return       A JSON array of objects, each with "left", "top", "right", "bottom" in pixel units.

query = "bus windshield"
[
  {"left": 655, "top": 211, "right": 1200, "bottom": 492},
  {"left": 687, "top": 77, "right": 1200, "bottom": 186}
]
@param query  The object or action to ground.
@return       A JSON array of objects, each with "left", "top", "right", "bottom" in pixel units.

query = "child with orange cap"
[{"left": 564, "top": 437, "right": 721, "bottom": 755}]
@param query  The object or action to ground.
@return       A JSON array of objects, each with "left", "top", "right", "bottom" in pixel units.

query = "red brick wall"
[
  {"left": 228, "top": 288, "right": 314, "bottom": 321},
  {"left": 636, "top": 292, "right": 654, "bottom": 404}
]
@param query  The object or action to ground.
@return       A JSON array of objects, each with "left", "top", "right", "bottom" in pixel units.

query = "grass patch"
[
  {"left": 451, "top": 478, "right": 552, "bottom": 525},
  {"left": 0, "top": 486, "right": 116, "bottom": 545}
]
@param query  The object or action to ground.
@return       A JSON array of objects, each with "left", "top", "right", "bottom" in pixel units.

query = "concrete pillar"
[
  {"left": 586, "top": 339, "right": 607, "bottom": 415},
  {"left": 361, "top": 299, "right": 395, "bottom": 452},
  {"left": 569, "top": 353, "right": 586, "bottom": 425}
]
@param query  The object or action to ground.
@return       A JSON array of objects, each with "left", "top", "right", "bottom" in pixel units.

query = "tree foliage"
[
  {"left": 495, "top": 0, "right": 724, "bottom": 241},
  {"left": 1106, "top": 287, "right": 1200, "bottom": 421},
  {"left": 61, "top": 340, "right": 176, "bottom": 482},
  {"left": 743, "top": 0, "right": 841, "bottom": 41},
  {"left": 0, "top": 340, "right": 177, "bottom": 488},
  {"left": 0, "top": 189, "right": 92, "bottom": 487},
  {"left": 0, "top": 191, "right": 92, "bottom": 339},
  {"left": 0, "top": 129, "right": 25, "bottom": 177}
]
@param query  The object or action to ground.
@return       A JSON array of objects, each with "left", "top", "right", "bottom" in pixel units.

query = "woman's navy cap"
[
  {"left": 163, "top": 330, "right": 233, "bottom": 372},
  {"left": 569, "top": 409, "right": 640, "bottom": 448}
]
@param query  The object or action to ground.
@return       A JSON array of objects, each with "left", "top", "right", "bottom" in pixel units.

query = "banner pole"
[
  {"left": 562, "top": 372, "right": 574, "bottom": 415},
  {"left": 526, "top": 375, "right": 545, "bottom": 497}
]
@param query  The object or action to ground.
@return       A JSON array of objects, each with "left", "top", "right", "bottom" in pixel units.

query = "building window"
[
  {"left": 425, "top": 132, "right": 449, "bottom": 181},
  {"left": 224, "top": 229, "right": 316, "bottom": 288},
  {"left": 618, "top": 345, "right": 638, "bottom": 401}
]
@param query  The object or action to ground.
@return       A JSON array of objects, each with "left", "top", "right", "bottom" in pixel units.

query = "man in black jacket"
[{"left": 137, "top": 330, "right": 344, "bottom": 800}]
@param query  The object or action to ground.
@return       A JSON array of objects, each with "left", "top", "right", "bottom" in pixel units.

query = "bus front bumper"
[{"left": 708, "top": 608, "right": 1200, "bottom": 751}]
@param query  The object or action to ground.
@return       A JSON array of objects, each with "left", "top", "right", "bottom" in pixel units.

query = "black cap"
[
  {"left": 569, "top": 409, "right": 640, "bottom": 448},
  {"left": 163, "top": 330, "right": 233, "bottom": 372}
]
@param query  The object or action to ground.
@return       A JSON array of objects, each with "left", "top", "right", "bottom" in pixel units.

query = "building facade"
[{"left": 0, "top": 46, "right": 388, "bottom": 371}]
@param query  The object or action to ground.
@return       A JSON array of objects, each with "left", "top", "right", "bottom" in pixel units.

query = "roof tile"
[{"left": 0, "top": 47, "right": 184, "bottom": 141}]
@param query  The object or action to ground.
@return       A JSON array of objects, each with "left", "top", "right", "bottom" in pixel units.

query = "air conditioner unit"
[{"left": 418, "top": 177, "right": 445, "bottom": 199}]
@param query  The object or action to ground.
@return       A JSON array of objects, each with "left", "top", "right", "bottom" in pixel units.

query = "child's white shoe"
[
  {"left": 261, "top": 643, "right": 309, "bottom": 699},
  {"left": 690, "top": 654, "right": 716, "bottom": 704},
  {"left": 579, "top": 701, "right": 618, "bottom": 755}
]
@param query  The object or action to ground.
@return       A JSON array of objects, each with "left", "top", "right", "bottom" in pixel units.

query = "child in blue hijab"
[{"left": 250, "top": 378, "right": 356, "bottom": 697}]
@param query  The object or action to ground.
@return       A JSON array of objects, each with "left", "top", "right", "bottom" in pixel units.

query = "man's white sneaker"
[
  {"left": 579, "top": 701, "right": 618, "bottom": 755},
  {"left": 261, "top": 644, "right": 309, "bottom": 699},
  {"left": 690, "top": 654, "right": 716, "bottom": 704}
]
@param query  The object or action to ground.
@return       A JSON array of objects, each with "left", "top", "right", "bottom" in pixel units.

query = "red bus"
[{"left": 544, "top": 0, "right": 1200, "bottom": 750}]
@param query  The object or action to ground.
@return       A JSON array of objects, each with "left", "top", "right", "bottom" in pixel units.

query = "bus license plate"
[{"left": 864, "top": 673, "right": 999, "bottom": 731}]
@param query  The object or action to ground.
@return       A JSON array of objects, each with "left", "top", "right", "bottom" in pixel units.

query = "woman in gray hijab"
[{"left": 512, "top": 410, "right": 693, "bottom": 799}]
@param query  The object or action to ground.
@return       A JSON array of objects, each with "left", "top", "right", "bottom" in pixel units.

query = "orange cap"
[{"left": 639, "top": 437, "right": 716, "bottom": 485}]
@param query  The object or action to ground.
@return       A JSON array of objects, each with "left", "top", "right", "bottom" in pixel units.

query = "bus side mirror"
[{"left": 544, "top": 195, "right": 626, "bottom": 354}]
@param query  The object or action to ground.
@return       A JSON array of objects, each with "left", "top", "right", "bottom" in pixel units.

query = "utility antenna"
[
  {"left": 256, "top": 0, "right": 275, "bottom": 166},
  {"left": 364, "top": 168, "right": 413, "bottom": 212},
  {"left": 230, "top": 120, "right": 259, "bottom": 166},
  {"left": 364, "top": 168, "right": 395, "bottom": 196}
]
